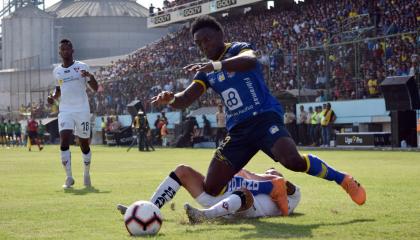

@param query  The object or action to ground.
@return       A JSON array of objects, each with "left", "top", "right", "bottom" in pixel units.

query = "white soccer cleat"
[
  {"left": 84, "top": 174, "right": 91, "bottom": 187},
  {"left": 184, "top": 203, "right": 207, "bottom": 224},
  {"left": 116, "top": 204, "right": 128, "bottom": 215},
  {"left": 62, "top": 177, "right": 75, "bottom": 189}
]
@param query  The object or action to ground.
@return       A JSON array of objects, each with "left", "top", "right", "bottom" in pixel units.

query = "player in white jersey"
[
  {"left": 48, "top": 39, "right": 98, "bottom": 189},
  {"left": 117, "top": 166, "right": 300, "bottom": 223},
  {"left": 184, "top": 168, "right": 301, "bottom": 223}
]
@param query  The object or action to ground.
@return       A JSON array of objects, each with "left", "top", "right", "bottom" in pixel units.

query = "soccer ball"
[{"left": 124, "top": 201, "right": 163, "bottom": 236}]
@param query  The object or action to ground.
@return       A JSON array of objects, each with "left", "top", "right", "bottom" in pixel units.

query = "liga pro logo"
[
  {"left": 216, "top": 0, "right": 237, "bottom": 9},
  {"left": 183, "top": 5, "right": 201, "bottom": 17}
]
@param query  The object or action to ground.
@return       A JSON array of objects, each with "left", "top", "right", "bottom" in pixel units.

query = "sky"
[{"left": 44, "top": 0, "right": 163, "bottom": 9}]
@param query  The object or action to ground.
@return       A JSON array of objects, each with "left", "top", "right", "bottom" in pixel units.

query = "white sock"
[
  {"left": 201, "top": 193, "right": 242, "bottom": 218},
  {"left": 82, "top": 150, "right": 91, "bottom": 176},
  {"left": 150, "top": 172, "right": 181, "bottom": 208},
  {"left": 195, "top": 192, "right": 228, "bottom": 208},
  {"left": 61, "top": 150, "right": 72, "bottom": 178}
]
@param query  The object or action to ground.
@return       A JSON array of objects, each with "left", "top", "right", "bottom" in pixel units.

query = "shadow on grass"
[
  {"left": 185, "top": 216, "right": 375, "bottom": 239},
  {"left": 61, "top": 186, "right": 111, "bottom": 195}
]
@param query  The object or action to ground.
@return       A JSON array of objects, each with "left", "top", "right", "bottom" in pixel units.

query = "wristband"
[{"left": 211, "top": 61, "right": 222, "bottom": 71}]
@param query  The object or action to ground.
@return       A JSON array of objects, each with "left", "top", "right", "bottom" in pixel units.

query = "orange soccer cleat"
[
  {"left": 341, "top": 174, "right": 366, "bottom": 205},
  {"left": 269, "top": 177, "right": 289, "bottom": 216}
]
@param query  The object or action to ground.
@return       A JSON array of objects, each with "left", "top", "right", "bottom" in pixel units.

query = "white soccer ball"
[{"left": 124, "top": 200, "right": 163, "bottom": 236}]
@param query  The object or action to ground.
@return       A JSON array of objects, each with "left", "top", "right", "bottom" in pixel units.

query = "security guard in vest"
[{"left": 133, "top": 111, "right": 154, "bottom": 151}]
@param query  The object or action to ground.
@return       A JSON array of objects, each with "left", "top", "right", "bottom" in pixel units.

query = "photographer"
[{"left": 133, "top": 111, "right": 153, "bottom": 151}]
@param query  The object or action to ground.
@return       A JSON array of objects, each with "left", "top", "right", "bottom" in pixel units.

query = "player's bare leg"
[
  {"left": 203, "top": 156, "right": 237, "bottom": 196},
  {"left": 60, "top": 130, "right": 74, "bottom": 188},
  {"left": 79, "top": 138, "right": 92, "bottom": 187},
  {"left": 271, "top": 136, "right": 366, "bottom": 205}
]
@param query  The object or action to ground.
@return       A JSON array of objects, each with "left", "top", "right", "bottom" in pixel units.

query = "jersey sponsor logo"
[
  {"left": 183, "top": 5, "right": 201, "bottom": 17},
  {"left": 269, "top": 125, "right": 279, "bottom": 135},
  {"left": 64, "top": 70, "right": 70, "bottom": 73},
  {"left": 226, "top": 72, "right": 236, "bottom": 78},
  {"left": 216, "top": 0, "right": 237, "bottom": 9},
  {"left": 221, "top": 88, "right": 243, "bottom": 111}
]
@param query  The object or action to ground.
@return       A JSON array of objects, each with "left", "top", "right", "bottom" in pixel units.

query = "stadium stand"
[{"left": 88, "top": 0, "right": 418, "bottom": 116}]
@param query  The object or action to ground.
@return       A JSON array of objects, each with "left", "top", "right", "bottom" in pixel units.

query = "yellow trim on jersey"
[
  {"left": 303, "top": 154, "right": 310, "bottom": 173},
  {"left": 193, "top": 79, "right": 207, "bottom": 94},
  {"left": 217, "top": 43, "right": 232, "bottom": 61}
]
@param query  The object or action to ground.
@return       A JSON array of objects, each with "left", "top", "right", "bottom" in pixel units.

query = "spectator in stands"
[{"left": 315, "top": 90, "right": 326, "bottom": 102}]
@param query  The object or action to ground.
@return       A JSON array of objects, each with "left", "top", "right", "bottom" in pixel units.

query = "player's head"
[
  {"left": 191, "top": 15, "right": 225, "bottom": 60},
  {"left": 59, "top": 39, "right": 74, "bottom": 60}
]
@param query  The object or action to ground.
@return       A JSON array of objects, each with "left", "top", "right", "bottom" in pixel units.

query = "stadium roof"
[{"left": 46, "top": 0, "right": 149, "bottom": 18}]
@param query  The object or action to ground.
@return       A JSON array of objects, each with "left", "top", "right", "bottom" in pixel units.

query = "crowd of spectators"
[{"left": 84, "top": 0, "right": 419, "bottom": 116}]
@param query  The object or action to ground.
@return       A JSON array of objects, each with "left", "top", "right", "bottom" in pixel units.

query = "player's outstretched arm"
[
  {"left": 150, "top": 82, "right": 204, "bottom": 109},
  {"left": 47, "top": 86, "right": 61, "bottom": 105},
  {"left": 184, "top": 50, "right": 257, "bottom": 73}
]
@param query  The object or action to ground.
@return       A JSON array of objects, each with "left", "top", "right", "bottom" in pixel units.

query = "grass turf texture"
[{"left": 0, "top": 146, "right": 419, "bottom": 240}]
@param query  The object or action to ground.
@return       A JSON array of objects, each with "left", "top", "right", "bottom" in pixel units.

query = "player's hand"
[
  {"left": 183, "top": 62, "right": 214, "bottom": 73},
  {"left": 150, "top": 91, "right": 175, "bottom": 106},
  {"left": 80, "top": 70, "right": 92, "bottom": 78},
  {"left": 47, "top": 95, "right": 54, "bottom": 105}
]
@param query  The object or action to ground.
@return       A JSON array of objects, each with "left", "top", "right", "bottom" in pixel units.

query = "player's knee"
[
  {"left": 203, "top": 182, "right": 223, "bottom": 196},
  {"left": 173, "top": 164, "right": 192, "bottom": 181}
]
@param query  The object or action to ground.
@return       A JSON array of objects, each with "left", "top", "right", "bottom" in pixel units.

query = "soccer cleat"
[
  {"left": 340, "top": 174, "right": 366, "bottom": 205},
  {"left": 62, "top": 177, "right": 75, "bottom": 189},
  {"left": 116, "top": 204, "right": 128, "bottom": 215},
  {"left": 184, "top": 203, "right": 207, "bottom": 224},
  {"left": 269, "top": 177, "right": 289, "bottom": 216},
  {"left": 84, "top": 174, "right": 91, "bottom": 187}
]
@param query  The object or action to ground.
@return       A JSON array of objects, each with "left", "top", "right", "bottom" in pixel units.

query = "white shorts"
[
  {"left": 58, "top": 111, "right": 91, "bottom": 139},
  {"left": 230, "top": 186, "right": 301, "bottom": 218}
]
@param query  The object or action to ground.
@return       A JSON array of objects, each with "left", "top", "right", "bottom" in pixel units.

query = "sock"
[
  {"left": 303, "top": 154, "right": 345, "bottom": 184},
  {"left": 150, "top": 172, "right": 182, "bottom": 209},
  {"left": 225, "top": 176, "right": 273, "bottom": 195},
  {"left": 202, "top": 192, "right": 243, "bottom": 218},
  {"left": 82, "top": 150, "right": 91, "bottom": 176},
  {"left": 195, "top": 192, "right": 227, "bottom": 208},
  {"left": 61, "top": 150, "right": 72, "bottom": 178}
]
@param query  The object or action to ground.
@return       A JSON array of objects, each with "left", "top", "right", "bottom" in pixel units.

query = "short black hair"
[
  {"left": 190, "top": 15, "right": 223, "bottom": 36},
  {"left": 59, "top": 39, "right": 72, "bottom": 47}
]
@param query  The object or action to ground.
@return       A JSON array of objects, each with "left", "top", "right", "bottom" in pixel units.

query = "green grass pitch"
[{"left": 1, "top": 146, "right": 419, "bottom": 240}]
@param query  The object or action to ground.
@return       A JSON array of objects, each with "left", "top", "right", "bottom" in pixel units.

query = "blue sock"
[
  {"left": 224, "top": 176, "right": 273, "bottom": 195},
  {"left": 303, "top": 154, "right": 345, "bottom": 184}
]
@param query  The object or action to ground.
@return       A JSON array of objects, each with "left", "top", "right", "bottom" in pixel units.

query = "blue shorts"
[{"left": 214, "top": 111, "right": 290, "bottom": 172}]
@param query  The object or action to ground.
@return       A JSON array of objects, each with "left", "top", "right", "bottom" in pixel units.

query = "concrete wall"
[{"left": 54, "top": 16, "right": 168, "bottom": 61}]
